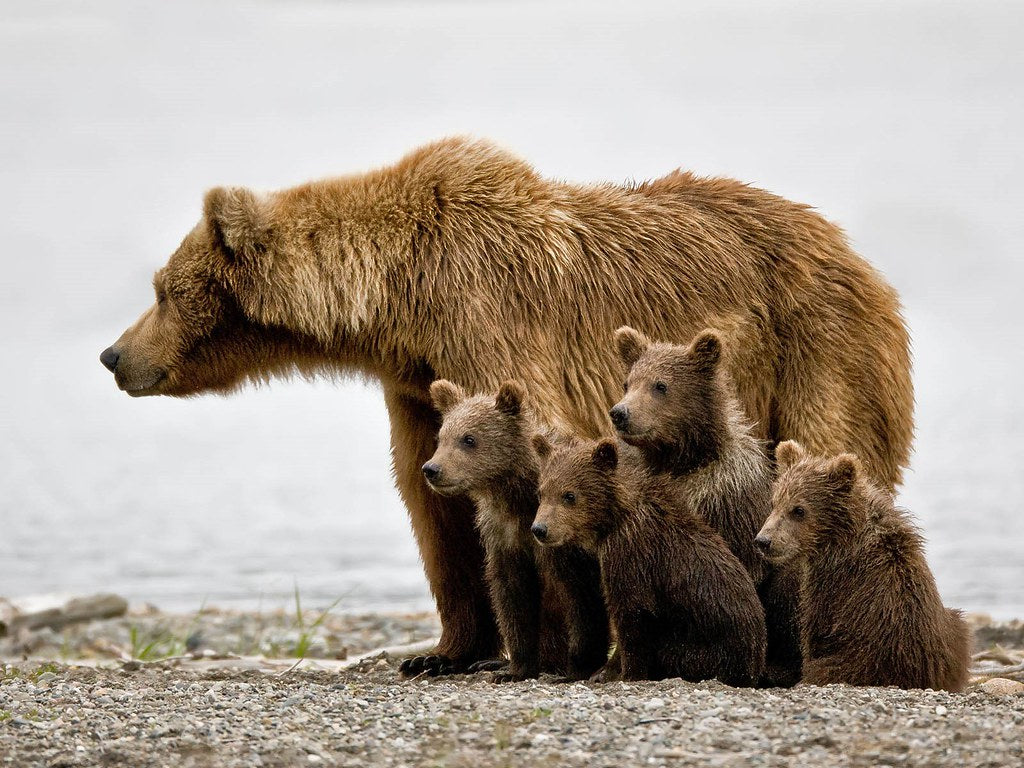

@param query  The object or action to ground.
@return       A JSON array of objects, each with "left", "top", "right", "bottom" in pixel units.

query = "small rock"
[
  {"left": 644, "top": 697, "right": 666, "bottom": 710},
  {"left": 979, "top": 678, "right": 1024, "bottom": 695},
  {"left": 934, "top": 705, "right": 948, "bottom": 715}
]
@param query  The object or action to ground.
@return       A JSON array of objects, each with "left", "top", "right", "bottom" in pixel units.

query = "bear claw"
[{"left": 399, "top": 654, "right": 457, "bottom": 677}]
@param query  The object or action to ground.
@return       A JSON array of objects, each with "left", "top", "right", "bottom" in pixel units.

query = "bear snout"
[
  {"left": 100, "top": 346, "right": 120, "bottom": 373},
  {"left": 421, "top": 462, "right": 442, "bottom": 483},
  {"left": 531, "top": 522, "right": 548, "bottom": 543},
  {"left": 609, "top": 404, "right": 630, "bottom": 431}
]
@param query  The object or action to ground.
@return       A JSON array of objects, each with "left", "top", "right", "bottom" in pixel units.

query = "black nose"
[
  {"left": 609, "top": 404, "right": 629, "bottom": 430},
  {"left": 421, "top": 463, "right": 441, "bottom": 482},
  {"left": 754, "top": 535, "right": 772, "bottom": 553},
  {"left": 100, "top": 346, "right": 120, "bottom": 373},
  {"left": 531, "top": 523, "right": 548, "bottom": 542}
]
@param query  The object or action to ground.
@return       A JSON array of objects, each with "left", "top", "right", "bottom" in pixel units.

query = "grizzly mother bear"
[{"left": 100, "top": 137, "right": 913, "bottom": 673}]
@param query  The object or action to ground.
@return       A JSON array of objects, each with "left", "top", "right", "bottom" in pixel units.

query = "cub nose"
[
  {"left": 754, "top": 535, "right": 772, "bottom": 553},
  {"left": 531, "top": 523, "right": 548, "bottom": 542},
  {"left": 609, "top": 404, "right": 629, "bottom": 430},
  {"left": 100, "top": 346, "right": 120, "bottom": 373},
  {"left": 421, "top": 463, "right": 441, "bottom": 482}
]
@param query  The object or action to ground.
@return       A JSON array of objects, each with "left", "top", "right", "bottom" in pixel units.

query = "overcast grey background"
[{"left": 1, "top": 0, "right": 1022, "bottom": 617}]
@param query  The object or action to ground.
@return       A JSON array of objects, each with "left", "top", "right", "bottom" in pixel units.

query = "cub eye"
[
  {"left": 791, "top": 506, "right": 806, "bottom": 520},
  {"left": 654, "top": 381, "right": 668, "bottom": 394},
  {"left": 156, "top": 290, "right": 167, "bottom": 305},
  {"left": 623, "top": 381, "right": 629, "bottom": 393},
  {"left": 462, "top": 434, "right": 476, "bottom": 447},
  {"left": 562, "top": 491, "right": 576, "bottom": 505}
]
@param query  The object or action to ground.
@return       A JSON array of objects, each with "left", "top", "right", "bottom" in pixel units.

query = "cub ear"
[
  {"left": 495, "top": 380, "right": 526, "bottom": 417},
  {"left": 204, "top": 187, "right": 273, "bottom": 261},
  {"left": 689, "top": 330, "right": 722, "bottom": 370},
  {"left": 614, "top": 326, "right": 650, "bottom": 369},
  {"left": 591, "top": 439, "right": 619, "bottom": 472},
  {"left": 430, "top": 379, "right": 466, "bottom": 416},
  {"left": 531, "top": 433, "right": 553, "bottom": 463},
  {"left": 775, "top": 440, "right": 805, "bottom": 470},
  {"left": 826, "top": 453, "right": 861, "bottom": 493}
]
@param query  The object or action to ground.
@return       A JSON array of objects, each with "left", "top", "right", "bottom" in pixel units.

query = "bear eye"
[
  {"left": 562, "top": 491, "right": 576, "bottom": 505},
  {"left": 156, "top": 289, "right": 167, "bottom": 306},
  {"left": 654, "top": 381, "right": 668, "bottom": 394},
  {"left": 791, "top": 506, "right": 806, "bottom": 520},
  {"left": 462, "top": 434, "right": 476, "bottom": 447},
  {"left": 623, "top": 380, "right": 629, "bottom": 393}
]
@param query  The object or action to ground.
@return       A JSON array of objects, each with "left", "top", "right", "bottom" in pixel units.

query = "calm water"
[{"left": 1, "top": 1, "right": 1022, "bottom": 617}]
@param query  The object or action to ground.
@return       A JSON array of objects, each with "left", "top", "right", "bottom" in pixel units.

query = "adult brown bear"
[{"left": 99, "top": 137, "right": 913, "bottom": 673}]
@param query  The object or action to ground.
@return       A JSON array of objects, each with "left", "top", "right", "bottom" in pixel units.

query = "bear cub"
[
  {"left": 611, "top": 327, "right": 802, "bottom": 687},
  {"left": 421, "top": 379, "right": 608, "bottom": 681},
  {"left": 531, "top": 435, "right": 766, "bottom": 685},
  {"left": 756, "top": 441, "right": 971, "bottom": 692}
]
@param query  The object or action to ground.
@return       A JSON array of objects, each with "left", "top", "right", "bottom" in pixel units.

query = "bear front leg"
[
  {"left": 546, "top": 547, "right": 609, "bottom": 681},
  {"left": 485, "top": 545, "right": 541, "bottom": 683},
  {"left": 385, "top": 388, "right": 499, "bottom": 676},
  {"left": 614, "top": 609, "right": 656, "bottom": 681}
]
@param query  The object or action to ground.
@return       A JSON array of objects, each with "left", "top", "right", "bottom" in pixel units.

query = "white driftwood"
[{"left": 1, "top": 594, "right": 128, "bottom": 635}]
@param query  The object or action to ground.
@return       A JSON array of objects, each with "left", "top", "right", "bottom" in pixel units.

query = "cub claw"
[{"left": 467, "top": 658, "right": 508, "bottom": 674}]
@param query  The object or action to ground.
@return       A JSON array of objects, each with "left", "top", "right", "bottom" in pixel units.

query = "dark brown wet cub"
[
  {"left": 423, "top": 379, "right": 608, "bottom": 681},
  {"left": 532, "top": 435, "right": 766, "bottom": 686},
  {"left": 611, "top": 327, "right": 801, "bottom": 687},
  {"left": 757, "top": 441, "right": 971, "bottom": 692}
]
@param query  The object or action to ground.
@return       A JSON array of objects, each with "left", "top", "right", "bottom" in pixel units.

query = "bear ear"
[
  {"left": 689, "top": 330, "right": 723, "bottom": 371},
  {"left": 614, "top": 326, "right": 650, "bottom": 369},
  {"left": 430, "top": 379, "right": 466, "bottom": 416},
  {"left": 826, "top": 453, "right": 861, "bottom": 493},
  {"left": 591, "top": 439, "right": 619, "bottom": 473},
  {"left": 775, "top": 440, "right": 805, "bottom": 470},
  {"left": 531, "top": 433, "right": 553, "bottom": 463},
  {"left": 495, "top": 380, "right": 526, "bottom": 417},
  {"left": 204, "top": 187, "right": 273, "bottom": 262}
]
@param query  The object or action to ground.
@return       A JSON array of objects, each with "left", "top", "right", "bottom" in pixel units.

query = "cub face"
[
  {"left": 609, "top": 327, "right": 723, "bottom": 453},
  {"left": 530, "top": 436, "right": 619, "bottom": 552},
  {"left": 755, "top": 440, "right": 861, "bottom": 564},
  {"left": 422, "top": 380, "right": 527, "bottom": 497}
]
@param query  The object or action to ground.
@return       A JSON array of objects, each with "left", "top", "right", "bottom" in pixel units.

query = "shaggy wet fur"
[
  {"left": 101, "top": 137, "right": 913, "bottom": 669},
  {"left": 419, "top": 380, "right": 608, "bottom": 681},
  {"left": 611, "top": 328, "right": 802, "bottom": 687},
  {"left": 758, "top": 442, "right": 971, "bottom": 692},
  {"left": 533, "top": 437, "right": 766, "bottom": 686}
]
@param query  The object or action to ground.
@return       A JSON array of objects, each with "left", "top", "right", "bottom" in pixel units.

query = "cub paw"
[{"left": 467, "top": 658, "right": 508, "bottom": 674}]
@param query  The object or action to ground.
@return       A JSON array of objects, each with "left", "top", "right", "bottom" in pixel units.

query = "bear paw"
[
  {"left": 466, "top": 658, "right": 508, "bottom": 674},
  {"left": 399, "top": 654, "right": 458, "bottom": 677}
]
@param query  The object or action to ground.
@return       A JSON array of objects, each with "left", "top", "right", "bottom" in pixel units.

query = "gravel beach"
[{"left": 2, "top": 608, "right": 1023, "bottom": 767}]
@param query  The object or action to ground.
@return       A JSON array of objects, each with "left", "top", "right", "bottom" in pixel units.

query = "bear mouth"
[
  {"left": 425, "top": 479, "right": 466, "bottom": 496},
  {"left": 121, "top": 369, "right": 168, "bottom": 397}
]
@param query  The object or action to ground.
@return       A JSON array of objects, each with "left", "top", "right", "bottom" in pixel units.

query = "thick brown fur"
[
  {"left": 420, "top": 380, "right": 608, "bottom": 680},
  {"left": 102, "top": 137, "right": 913, "bottom": 668},
  {"left": 532, "top": 436, "right": 766, "bottom": 686},
  {"left": 611, "top": 327, "right": 802, "bottom": 687},
  {"left": 758, "top": 441, "right": 971, "bottom": 692}
]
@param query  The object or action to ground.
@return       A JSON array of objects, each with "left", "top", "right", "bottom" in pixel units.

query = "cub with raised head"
[
  {"left": 532, "top": 435, "right": 766, "bottom": 685},
  {"left": 422, "top": 379, "right": 608, "bottom": 681},
  {"left": 757, "top": 441, "right": 970, "bottom": 691},
  {"left": 611, "top": 327, "right": 801, "bottom": 687}
]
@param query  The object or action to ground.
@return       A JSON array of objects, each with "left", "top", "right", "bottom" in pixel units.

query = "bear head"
[
  {"left": 530, "top": 435, "right": 620, "bottom": 552},
  {"left": 609, "top": 326, "right": 726, "bottom": 463},
  {"left": 421, "top": 380, "right": 531, "bottom": 497},
  {"left": 755, "top": 440, "right": 863, "bottom": 565},
  {"left": 99, "top": 187, "right": 357, "bottom": 397}
]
